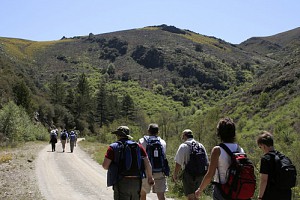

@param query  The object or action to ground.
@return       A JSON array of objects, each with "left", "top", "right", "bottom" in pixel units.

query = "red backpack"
[{"left": 218, "top": 143, "right": 256, "bottom": 200}]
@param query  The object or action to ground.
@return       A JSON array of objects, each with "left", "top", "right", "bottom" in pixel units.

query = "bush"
[{"left": 0, "top": 101, "right": 48, "bottom": 145}]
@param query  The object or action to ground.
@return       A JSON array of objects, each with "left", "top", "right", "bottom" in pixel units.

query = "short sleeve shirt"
[{"left": 259, "top": 151, "right": 291, "bottom": 200}]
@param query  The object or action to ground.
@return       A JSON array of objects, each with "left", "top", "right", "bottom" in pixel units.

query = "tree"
[
  {"left": 121, "top": 94, "right": 135, "bottom": 121},
  {"left": 49, "top": 75, "right": 65, "bottom": 105},
  {"left": 96, "top": 80, "right": 108, "bottom": 127},
  {"left": 75, "top": 73, "right": 91, "bottom": 118},
  {"left": 12, "top": 81, "right": 31, "bottom": 111}
]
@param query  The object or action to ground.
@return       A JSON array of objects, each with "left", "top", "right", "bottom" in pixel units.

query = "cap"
[
  {"left": 112, "top": 126, "right": 133, "bottom": 139},
  {"left": 183, "top": 129, "right": 193, "bottom": 136}
]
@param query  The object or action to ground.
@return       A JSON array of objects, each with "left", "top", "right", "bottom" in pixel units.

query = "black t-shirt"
[{"left": 259, "top": 150, "right": 291, "bottom": 200}]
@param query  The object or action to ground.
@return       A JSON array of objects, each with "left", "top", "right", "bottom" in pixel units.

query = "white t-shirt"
[
  {"left": 174, "top": 138, "right": 208, "bottom": 170},
  {"left": 214, "top": 143, "right": 244, "bottom": 184},
  {"left": 139, "top": 135, "right": 167, "bottom": 154}
]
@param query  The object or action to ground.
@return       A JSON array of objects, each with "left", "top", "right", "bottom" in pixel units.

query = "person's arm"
[
  {"left": 258, "top": 173, "right": 268, "bottom": 199},
  {"left": 195, "top": 146, "right": 220, "bottom": 198},
  {"left": 172, "top": 162, "right": 181, "bottom": 182},
  {"left": 143, "top": 157, "right": 154, "bottom": 185},
  {"left": 102, "top": 157, "right": 112, "bottom": 170}
]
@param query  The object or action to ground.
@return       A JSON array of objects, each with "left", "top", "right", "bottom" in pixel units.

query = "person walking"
[
  {"left": 49, "top": 129, "right": 58, "bottom": 152},
  {"left": 60, "top": 129, "right": 68, "bottom": 152},
  {"left": 173, "top": 129, "right": 208, "bottom": 200},
  {"left": 139, "top": 123, "right": 169, "bottom": 200},
  {"left": 102, "top": 126, "right": 154, "bottom": 200},
  {"left": 256, "top": 131, "right": 293, "bottom": 200},
  {"left": 195, "top": 117, "right": 245, "bottom": 200},
  {"left": 69, "top": 131, "right": 77, "bottom": 153}
]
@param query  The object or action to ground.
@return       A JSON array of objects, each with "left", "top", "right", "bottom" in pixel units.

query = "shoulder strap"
[
  {"left": 143, "top": 135, "right": 149, "bottom": 144},
  {"left": 219, "top": 143, "right": 235, "bottom": 157}
]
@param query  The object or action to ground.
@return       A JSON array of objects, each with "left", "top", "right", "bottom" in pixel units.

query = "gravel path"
[{"left": 0, "top": 140, "right": 174, "bottom": 200}]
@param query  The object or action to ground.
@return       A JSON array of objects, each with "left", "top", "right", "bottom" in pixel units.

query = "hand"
[
  {"left": 148, "top": 177, "right": 155, "bottom": 186},
  {"left": 195, "top": 188, "right": 202, "bottom": 198},
  {"left": 172, "top": 174, "right": 177, "bottom": 182}
]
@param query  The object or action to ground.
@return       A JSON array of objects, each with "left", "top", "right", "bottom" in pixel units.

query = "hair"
[
  {"left": 183, "top": 129, "right": 193, "bottom": 138},
  {"left": 216, "top": 117, "right": 236, "bottom": 143},
  {"left": 148, "top": 123, "right": 159, "bottom": 135},
  {"left": 256, "top": 131, "right": 274, "bottom": 147}
]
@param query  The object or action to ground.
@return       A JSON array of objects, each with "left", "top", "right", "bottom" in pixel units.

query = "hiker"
[
  {"left": 195, "top": 117, "right": 245, "bottom": 199},
  {"left": 102, "top": 126, "right": 154, "bottom": 200},
  {"left": 257, "top": 131, "right": 294, "bottom": 200},
  {"left": 69, "top": 131, "right": 77, "bottom": 153},
  {"left": 139, "top": 123, "right": 169, "bottom": 200},
  {"left": 60, "top": 129, "right": 68, "bottom": 152},
  {"left": 49, "top": 129, "right": 58, "bottom": 152},
  {"left": 173, "top": 129, "right": 208, "bottom": 200}
]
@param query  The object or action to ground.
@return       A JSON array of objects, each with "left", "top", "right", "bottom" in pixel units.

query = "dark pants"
[
  {"left": 182, "top": 170, "right": 204, "bottom": 196},
  {"left": 51, "top": 142, "right": 56, "bottom": 152},
  {"left": 113, "top": 177, "right": 141, "bottom": 200},
  {"left": 70, "top": 140, "right": 75, "bottom": 152}
]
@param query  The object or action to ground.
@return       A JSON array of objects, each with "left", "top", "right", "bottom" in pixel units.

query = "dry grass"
[{"left": 0, "top": 153, "right": 12, "bottom": 164}]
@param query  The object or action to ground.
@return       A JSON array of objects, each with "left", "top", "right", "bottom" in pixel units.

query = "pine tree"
[
  {"left": 75, "top": 73, "right": 91, "bottom": 118},
  {"left": 49, "top": 75, "right": 65, "bottom": 105}
]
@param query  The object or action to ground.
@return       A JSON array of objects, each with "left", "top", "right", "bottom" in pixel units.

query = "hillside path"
[{"left": 36, "top": 139, "right": 173, "bottom": 200}]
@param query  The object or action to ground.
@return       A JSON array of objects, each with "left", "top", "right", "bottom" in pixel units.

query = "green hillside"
[{"left": 1, "top": 24, "right": 300, "bottom": 198}]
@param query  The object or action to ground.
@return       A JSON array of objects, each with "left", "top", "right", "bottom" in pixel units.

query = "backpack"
[
  {"left": 61, "top": 132, "right": 67, "bottom": 140},
  {"left": 50, "top": 132, "right": 57, "bottom": 143},
  {"left": 70, "top": 133, "right": 76, "bottom": 141},
  {"left": 107, "top": 140, "right": 144, "bottom": 186},
  {"left": 269, "top": 151, "right": 297, "bottom": 189},
  {"left": 185, "top": 141, "right": 208, "bottom": 176},
  {"left": 218, "top": 143, "right": 256, "bottom": 200},
  {"left": 144, "top": 136, "right": 170, "bottom": 176}
]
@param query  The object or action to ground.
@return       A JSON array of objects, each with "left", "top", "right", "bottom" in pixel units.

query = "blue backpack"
[
  {"left": 107, "top": 140, "right": 144, "bottom": 186},
  {"left": 144, "top": 136, "right": 170, "bottom": 176}
]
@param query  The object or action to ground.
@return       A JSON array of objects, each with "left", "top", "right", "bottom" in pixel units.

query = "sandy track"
[{"left": 36, "top": 139, "right": 170, "bottom": 200}]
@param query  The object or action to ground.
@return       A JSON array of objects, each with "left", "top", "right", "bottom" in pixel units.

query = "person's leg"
[
  {"left": 156, "top": 192, "right": 166, "bottom": 200},
  {"left": 140, "top": 189, "right": 147, "bottom": 200},
  {"left": 152, "top": 173, "right": 167, "bottom": 200},
  {"left": 140, "top": 178, "right": 151, "bottom": 200},
  {"left": 187, "top": 193, "right": 197, "bottom": 200}
]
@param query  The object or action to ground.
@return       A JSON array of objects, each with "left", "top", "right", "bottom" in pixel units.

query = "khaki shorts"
[{"left": 142, "top": 172, "right": 168, "bottom": 193}]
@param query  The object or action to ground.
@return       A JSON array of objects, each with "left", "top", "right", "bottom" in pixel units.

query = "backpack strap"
[{"left": 219, "top": 143, "right": 241, "bottom": 158}]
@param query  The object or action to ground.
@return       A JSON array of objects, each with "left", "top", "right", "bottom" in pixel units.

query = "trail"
[{"left": 36, "top": 139, "right": 171, "bottom": 200}]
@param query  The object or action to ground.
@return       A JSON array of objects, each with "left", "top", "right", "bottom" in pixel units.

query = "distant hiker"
[
  {"left": 60, "top": 129, "right": 68, "bottom": 152},
  {"left": 139, "top": 123, "right": 170, "bottom": 200},
  {"left": 49, "top": 129, "right": 58, "bottom": 152},
  {"left": 102, "top": 126, "right": 154, "bottom": 200},
  {"left": 173, "top": 129, "right": 208, "bottom": 200},
  {"left": 257, "top": 131, "right": 296, "bottom": 200},
  {"left": 69, "top": 131, "right": 77, "bottom": 153},
  {"left": 195, "top": 117, "right": 252, "bottom": 200}
]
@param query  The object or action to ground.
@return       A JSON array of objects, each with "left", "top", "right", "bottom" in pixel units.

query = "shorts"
[
  {"left": 142, "top": 172, "right": 167, "bottom": 193},
  {"left": 182, "top": 170, "right": 203, "bottom": 196}
]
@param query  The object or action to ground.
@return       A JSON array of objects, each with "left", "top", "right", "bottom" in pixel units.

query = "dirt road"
[{"left": 36, "top": 139, "right": 172, "bottom": 200}]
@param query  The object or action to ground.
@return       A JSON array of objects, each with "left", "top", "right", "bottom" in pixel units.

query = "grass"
[{"left": 0, "top": 153, "right": 12, "bottom": 163}]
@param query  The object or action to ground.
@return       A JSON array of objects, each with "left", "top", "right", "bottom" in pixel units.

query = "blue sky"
[{"left": 1, "top": 0, "right": 299, "bottom": 44}]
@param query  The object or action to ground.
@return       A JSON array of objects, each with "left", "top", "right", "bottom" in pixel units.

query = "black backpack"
[
  {"left": 185, "top": 141, "right": 208, "bottom": 176},
  {"left": 144, "top": 136, "right": 169, "bottom": 176},
  {"left": 61, "top": 132, "right": 67, "bottom": 140},
  {"left": 269, "top": 151, "right": 297, "bottom": 189}
]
